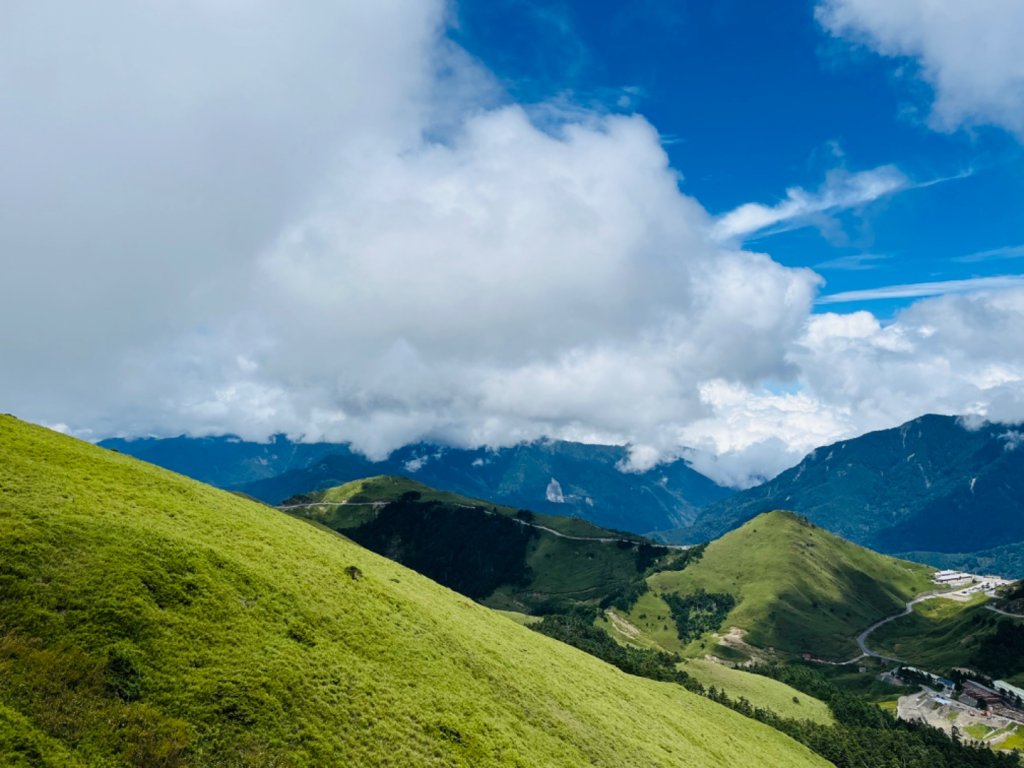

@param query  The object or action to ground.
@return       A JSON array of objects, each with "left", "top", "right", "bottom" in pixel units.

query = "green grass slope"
[
  {"left": 284, "top": 475, "right": 667, "bottom": 612},
  {"left": 0, "top": 416, "right": 827, "bottom": 768},
  {"left": 679, "top": 659, "right": 834, "bottom": 726},
  {"left": 634, "top": 511, "right": 935, "bottom": 659}
]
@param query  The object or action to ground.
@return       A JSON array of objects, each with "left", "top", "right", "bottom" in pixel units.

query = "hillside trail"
[{"left": 279, "top": 499, "right": 692, "bottom": 549}]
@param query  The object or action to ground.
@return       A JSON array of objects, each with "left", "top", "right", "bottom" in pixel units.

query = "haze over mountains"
[
  {"left": 103, "top": 412, "right": 1024, "bottom": 575},
  {"left": 668, "top": 415, "right": 1024, "bottom": 576},
  {"left": 101, "top": 435, "right": 731, "bottom": 534}
]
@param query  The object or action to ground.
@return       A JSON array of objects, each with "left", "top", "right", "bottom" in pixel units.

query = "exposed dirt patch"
[
  {"left": 712, "top": 626, "right": 773, "bottom": 665},
  {"left": 605, "top": 609, "right": 642, "bottom": 640}
]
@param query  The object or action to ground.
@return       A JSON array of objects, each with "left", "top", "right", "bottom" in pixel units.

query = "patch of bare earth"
[
  {"left": 605, "top": 609, "right": 642, "bottom": 640},
  {"left": 709, "top": 626, "right": 772, "bottom": 665}
]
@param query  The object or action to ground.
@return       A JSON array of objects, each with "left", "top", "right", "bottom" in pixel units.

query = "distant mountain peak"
[{"left": 668, "top": 413, "right": 1024, "bottom": 577}]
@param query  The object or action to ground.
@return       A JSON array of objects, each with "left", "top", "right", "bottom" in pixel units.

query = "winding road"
[
  {"left": 835, "top": 591, "right": 1024, "bottom": 666},
  {"left": 985, "top": 604, "right": 1024, "bottom": 619},
  {"left": 850, "top": 590, "right": 951, "bottom": 664}
]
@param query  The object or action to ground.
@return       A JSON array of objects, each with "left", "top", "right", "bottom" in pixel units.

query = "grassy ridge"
[
  {"left": 286, "top": 475, "right": 644, "bottom": 540},
  {"left": 636, "top": 511, "right": 935, "bottom": 659},
  {"left": 285, "top": 475, "right": 659, "bottom": 612},
  {"left": 0, "top": 416, "right": 827, "bottom": 767}
]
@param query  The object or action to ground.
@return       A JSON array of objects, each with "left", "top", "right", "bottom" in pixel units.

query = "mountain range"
[
  {"left": 666, "top": 414, "right": 1024, "bottom": 576},
  {"left": 100, "top": 435, "right": 730, "bottom": 534},
  {"left": 100, "top": 412, "right": 1024, "bottom": 575}
]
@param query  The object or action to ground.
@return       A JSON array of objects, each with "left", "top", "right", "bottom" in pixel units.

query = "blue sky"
[
  {"left": 2, "top": 0, "right": 1023, "bottom": 485},
  {"left": 453, "top": 0, "right": 1024, "bottom": 317}
]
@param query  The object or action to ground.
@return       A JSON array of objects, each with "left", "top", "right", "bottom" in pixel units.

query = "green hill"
[
  {"left": 282, "top": 476, "right": 670, "bottom": 613},
  {"left": 284, "top": 474, "right": 644, "bottom": 539},
  {"left": 625, "top": 511, "right": 935, "bottom": 660},
  {"left": 0, "top": 415, "right": 827, "bottom": 768},
  {"left": 671, "top": 415, "right": 1024, "bottom": 578}
]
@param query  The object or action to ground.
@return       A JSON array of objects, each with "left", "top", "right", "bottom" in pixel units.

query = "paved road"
[
  {"left": 853, "top": 590, "right": 952, "bottom": 663},
  {"left": 818, "top": 590, "right": 952, "bottom": 666},
  {"left": 985, "top": 604, "right": 1024, "bottom": 619}
]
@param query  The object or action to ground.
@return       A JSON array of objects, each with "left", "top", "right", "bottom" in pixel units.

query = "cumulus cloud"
[
  {"left": 3, "top": 2, "right": 1024, "bottom": 492},
  {"left": 0, "top": 0, "right": 820, "bottom": 461},
  {"left": 797, "top": 289, "right": 1024, "bottom": 427},
  {"left": 206, "top": 106, "right": 820, "bottom": 455},
  {"left": 669, "top": 290, "right": 1024, "bottom": 486},
  {"left": 712, "top": 165, "right": 908, "bottom": 242},
  {"left": 817, "top": 0, "right": 1024, "bottom": 137}
]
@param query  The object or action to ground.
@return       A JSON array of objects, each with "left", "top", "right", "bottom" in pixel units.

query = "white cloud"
[
  {"left": 797, "top": 288, "right": 1024, "bottom": 426},
  {"left": 0, "top": 1, "right": 822, "bottom": 466},
  {"left": 818, "top": 275, "right": 1024, "bottom": 304},
  {"left": 1001, "top": 431, "right": 1024, "bottom": 451},
  {"left": 712, "top": 165, "right": 908, "bottom": 242},
  {"left": 3, "top": 2, "right": 1024, "bottom": 495},
  {"left": 668, "top": 289, "right": 1024, "bottom": 486},
  {"left": 816, "top": 253, "right": 890, "bottom": 271},
  {"left": 817, "top": 0, "right": 1024, "bottom": 138},
  {"left": 677, "top": 380, "right": 855, "bottom": 487},
  {"left": 956, "top": 244, "right": 1024, "bottom": 263}
]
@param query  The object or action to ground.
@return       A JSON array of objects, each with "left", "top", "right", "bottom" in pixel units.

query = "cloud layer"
[{"left": 2, "top": 2, "right": 1023, "bottom": 490}]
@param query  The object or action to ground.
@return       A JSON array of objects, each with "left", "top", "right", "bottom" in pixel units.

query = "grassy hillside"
[
  {"left": 0, "top": 415, "right": 827, "bottom": 768},
  {"left": 284, "top": 476, "right": 670, "bottom": 613},
  {"left": 631, "top": 511, "right": 935, "bottom": 659},
  {"left": 679, "top": 659, "right": 834, "bottom": 725}
]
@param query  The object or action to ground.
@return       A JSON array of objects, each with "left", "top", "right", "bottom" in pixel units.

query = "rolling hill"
[
  {"left": 623, "top": 511, "right": 935, "bottom": 660},
  {"left": 0, "top": 415, "right": 826, "bottom": 767},
  {"left": 100, "top": 434, "right": 731, "bottom": 534},
  {"left": 666, "top": 415, "right": 1024, "bottom": 576},
  {"left": 282, "top": 475, "right": 671, "bottom": 613}
]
